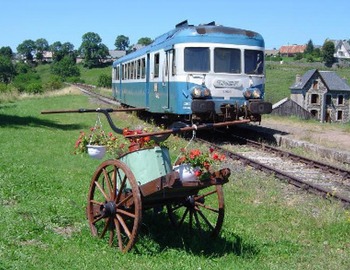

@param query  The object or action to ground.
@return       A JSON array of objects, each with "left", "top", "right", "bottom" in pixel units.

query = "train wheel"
[
  {"left": 87, "top": 159, "right": 142, "bottom": 253},
  {"left": 166, "top": 184, "right": 224, "bottom": 237}
]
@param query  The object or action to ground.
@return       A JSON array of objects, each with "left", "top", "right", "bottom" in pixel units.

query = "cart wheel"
[
  {"left": 87, "top": 159, "right": 142, "bottom": 253},
  {"left": 166, "top": 185, "right": 224, "bottom": 237}
]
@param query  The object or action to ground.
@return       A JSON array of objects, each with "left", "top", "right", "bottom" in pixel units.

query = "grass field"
[{"left": 1, "top": 92, "right": 350, "bottom": 269}]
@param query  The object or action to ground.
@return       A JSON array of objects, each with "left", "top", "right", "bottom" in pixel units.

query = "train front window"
[
  {"left": 214, "top": 48, "right": 241, "bottom": 73},
  {"left": 244, "top": 50, "right": 264, "bottom": 74},
  {"left": 184, "top": 47, "right": 210, "bottom": 72}
]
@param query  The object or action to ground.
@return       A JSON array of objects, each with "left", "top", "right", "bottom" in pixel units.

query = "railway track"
[
  {"left": 73, "top": 83, "right": 350, "bottom": 206},
  {"left": 196, "top": 136, "right": 350, "bottom": 206}
]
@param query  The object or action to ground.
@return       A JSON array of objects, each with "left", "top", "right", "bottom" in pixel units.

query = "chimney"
[{"left": 295, "top": 74, "right": 301, "bottom": 84}]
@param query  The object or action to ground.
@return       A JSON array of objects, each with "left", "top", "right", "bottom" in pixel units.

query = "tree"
[
  {"left": 35, "top": 38, "right": 49, "bottom": 61},
  {"left": 50, "top": 41, "right": 76, "bottom": 62},
  {"left": 17, "top": 39, "right": 36, "bottom": 61},
  {"left": 79, "top": 32, "right": 109, "bottom": 68},
  {"left": 322, "top": 40, "right": 335, "bottom": 67},
  {"left": 114, "top": 35, "right": 130, "bottom": 50},
  {"left": 0, "top": 55, "right": 16, "bottom": 84},
  {"left": 305, "top": 39, "right": 314, "bottom": 55},
  {"left": 0, "top": 46, "right": 13, "bottom": 59},
  {"left": 51, "top": 55, "right": 80, "bottom": 79},
  {"left": 137, "top": 37, "right": 153, "bottom": 46}
]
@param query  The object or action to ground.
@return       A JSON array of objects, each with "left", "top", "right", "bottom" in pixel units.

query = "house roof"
[
  {"left": 279, "top": 45, "right": 306, "bottom": 54},
  {"left": 290, "top": 69, "right": 350, "bottom": 91},
  {"left": 108, "top": 50, "right": 126, "bottom": 59}
]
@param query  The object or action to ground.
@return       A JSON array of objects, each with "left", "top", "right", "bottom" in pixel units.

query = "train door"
[
  {"left": 145, "top": 53, "right": 150, "bottom": 107},
  {"left": 164, "top": 50, "right": 171, "bottom": 111}
]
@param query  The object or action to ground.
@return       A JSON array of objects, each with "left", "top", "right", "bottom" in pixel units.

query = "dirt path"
[{"left": 251, "top": 117, "right": 350, "bottom": 153}]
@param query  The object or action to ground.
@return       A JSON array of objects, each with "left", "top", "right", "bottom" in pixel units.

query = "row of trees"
[{"left": 0, "top": 32, "right": 153, "bottom": 93}]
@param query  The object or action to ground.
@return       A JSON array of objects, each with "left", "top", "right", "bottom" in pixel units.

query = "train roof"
[{"left": 113, "top": 20, "right": 264, "bottom": 66}]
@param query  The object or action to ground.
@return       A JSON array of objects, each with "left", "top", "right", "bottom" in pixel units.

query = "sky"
[{"left": 1, "top": 0, "right": 349, "bottom": 52}]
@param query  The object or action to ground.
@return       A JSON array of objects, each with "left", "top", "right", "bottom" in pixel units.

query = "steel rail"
[{"left": 196, "top": 138, "right": 350, "bottom": 205}]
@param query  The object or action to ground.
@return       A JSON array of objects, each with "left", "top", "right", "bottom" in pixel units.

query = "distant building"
[
  {"left": 265, "top": 49, "right": 279, "bottom": 57},
  {"left": 279, "top": 45, "right": 307, "bottom": 57},
  {"left": 289, "top": 69, "right": 350, "bottom": 123},
  {"left": 108, "top": 50, "right": 126, "bottom": 60},
  {"left": 329, "top": 40, "right": 350, "bottom": 59}
]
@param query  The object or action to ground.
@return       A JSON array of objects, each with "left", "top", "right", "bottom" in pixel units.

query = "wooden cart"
[{"left": 41, "top": 108, "right": 247, "bottom": 253}]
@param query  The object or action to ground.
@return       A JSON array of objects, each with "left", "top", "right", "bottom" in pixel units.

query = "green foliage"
[
  {"left": 97, "top": 73, "right": 112, "bottom": 88},
  {"left": 0, "top": 82, "right": 8, "bottom": 92},
  {"left": 12, "top": 72, "right": 42, "bottom": 93},
  {"left": 294, "top": 53, "right": 303, "bottom": 60},
  {"left": 79, "top": 32, "right": 109, "bottom": 68},
  {"left": 43, "top": 75, "right": 63, "bottom": 90},
  {"left": 137, "top": 37, "right": 153, "bottom": 46},
  {"left": 0, "top": 55, "right": 16, "bottom": 83},
  {"left": 15, "top": 61, "right": 32, "bottom": 74},
  {"left": 16, "top": 39, "right": 36, "bottom": 61},
  {"left": 50, "top": 41, "right": 76, "bottom": 62},
  {"left": 0, "top": 46, "right": 13, "bottom": 58},
  {"left": 115, "top": 35, "right": 130, "bottom": 50},
  {"left": 322, "top": 40, "right": 335, "bottom": 67},
  {"left": 26, "top": 82, "right": 43, "bottom": 94},
  {"left": 51, "top": 55, "right": 80, "bottom": 79},
  {"left": 305, "top": 39, "right": 314, "bottom": 54}
]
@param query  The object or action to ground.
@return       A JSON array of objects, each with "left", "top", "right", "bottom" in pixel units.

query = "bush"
[
  {"left": 12, "top": 72, "right": 42, "bottom": 93},
  {"left": 97, "top": 74, "right": 111, "bottom": 88},
  {"left": 44, "top": 75, "right": 63, "bottom": 90},
  {"left": 26, "top": 82, "right": 43, "bottom": 94}
]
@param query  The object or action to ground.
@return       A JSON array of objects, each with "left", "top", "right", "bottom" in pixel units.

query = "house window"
[
  {"left": 338, "top": 95, "right": 344, "bottom": 105},
  {"left": 310, "top": 109, "right": 318, "bottom": 118},
  {"left": 337, "top": 110, "right": 343, "bottom": 121},
  {"left": 312, "top": 80, "right": 319, "bottom": 89},
  {"left": 311, "top": 94, "right": 319, "bottom": 104},
  {"left": 326, "top": 94, "right": 332, "bottom": 105}
]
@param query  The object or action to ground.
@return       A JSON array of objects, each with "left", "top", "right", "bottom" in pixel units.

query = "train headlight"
[
  {"left": 252, "top": 88, "right": 261, "bottom": 98},
  {"left": 203, "top": 88, "right": 211, "bottom": 97},
  {"left": 243, "top": 88, "right": 261, "bottom": 99},
  {"left": 192, "top": 87, "right": 202, "bottom": 98}
]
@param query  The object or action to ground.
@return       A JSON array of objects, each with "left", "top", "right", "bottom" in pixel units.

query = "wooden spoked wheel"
[
  {"left": 87, "top": 159, "right": 142, "bottom": 253},
  {"left": 166, "top": 184, "right": 225, "bottom": 237}
]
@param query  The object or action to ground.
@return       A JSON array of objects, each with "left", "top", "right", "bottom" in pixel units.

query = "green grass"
[
  {"left": 78, "top": 65, "right": 111, "bottom": 85},
  {"left": 1, "top": 93, "right": 350, "bottom": 269}
]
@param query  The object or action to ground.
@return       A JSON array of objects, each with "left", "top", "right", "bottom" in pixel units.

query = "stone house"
[{"left": 289, "top": 69, "right": 350, "bottom": 123}]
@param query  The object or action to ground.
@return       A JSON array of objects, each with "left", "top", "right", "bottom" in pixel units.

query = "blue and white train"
[{"left": 112, "top": 20, "right": 272, "bottom": 124}]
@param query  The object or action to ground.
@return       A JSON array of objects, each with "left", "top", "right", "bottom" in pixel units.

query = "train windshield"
[
  {"left": 244, "top": 50, "right": 264, "bottom": 74},
  {"left": 184, "top": 47, "right": 210, "bottom": 72},
  {"left": 214, "top": 48, "right": 241, "bottom": 74}
]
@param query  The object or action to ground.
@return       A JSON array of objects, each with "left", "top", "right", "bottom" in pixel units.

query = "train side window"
[
  {"left": 244, "top": 50, "right": 264, "bottom": 74},
  {"left": 214, "top": 48, "right": 241, "bottom": 73},
  {"left": 112, "top": 67, "right": 117, "bottom": 80},
  {"left": 172, "top": 49, "right": 176, "bottom": 76},
  {"left": 141, "top": 58, "right": 146, "bottom": 79},
  {"left": 130, "top": 62, "right": 134, "bottom": 79},
  {"left": 136, "top": 59, "right": 140, "bottom": 79},
  {"left": 184, "top": 47, "right": 210, "bottom": 72},
  {"left": 154, "top": 53, "right": 160, "bottom": 78},
  {"left": 115, "top": 66, "right": 119, "bottom": 80},
  {"left": 122, "top": 64, "right": 125, "bottom": 80}
]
